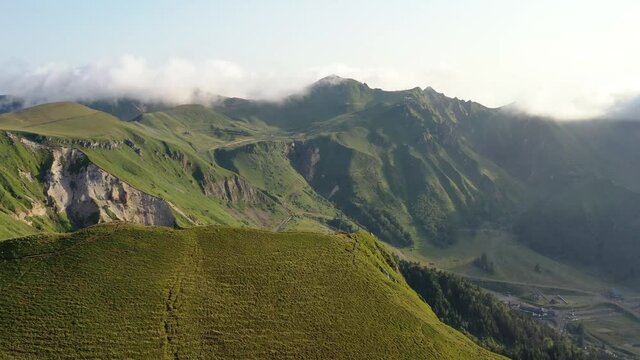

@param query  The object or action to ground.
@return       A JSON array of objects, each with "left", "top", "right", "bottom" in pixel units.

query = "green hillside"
[
  {"left": 3, "top": 81, "right": 640, "bottom": 282},
  {"left": 4, "top": 81, "right": 640, "bottom": 282},
  {"left": 0, "top": 102, "right": 330, "bottom": 235},
  {"left": 135, "top": 104, "right": 268, "bottom": 152},
  {"left": 216, "top": 84, "right": 525, "bottom": 248},
  {"left": 215, "top": 79, "right": 640, "bottom": 283},
  {"left": 0, "top": 102, "right": 135, "bottom": 140},
  {"left": 0, "top": 223, "right": 502, "bottom": 359}
]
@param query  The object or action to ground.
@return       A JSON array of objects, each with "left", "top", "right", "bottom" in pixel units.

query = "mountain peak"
[
  {"left": 315, "top": 74, "right": 349, "bottom": 86},
  {"left": 312, "top": 75, "right": 367, "bottom": 90}
]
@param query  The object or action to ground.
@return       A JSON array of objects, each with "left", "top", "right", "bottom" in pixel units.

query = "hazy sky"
[{"left": 1, "top": 0, "right": 639, "bottom": 118}]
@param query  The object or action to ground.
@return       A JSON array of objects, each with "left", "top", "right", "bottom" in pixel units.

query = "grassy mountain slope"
[
  {"left": 0, "top": 102, "right": 329, "bottom": 235},
  {"left": 80, "top": 98, "right": 173, "bottom": 122},
  {"left": 0, "top": 223, "right": 502, "bottom": 359},
  {"left": 5, "top": 82, "right": 640, "bottom": 283},
  {"left": 136, "top": 104, "right": 267, "bottom": 152},
  {"left": 0, "top": 102, "right": 135, "bottom": 139},
  {"left": 567, "top": 120, "right": 640, "bottom": 194},
  {"left": 516, "top": 179, "right": 640, "bottom": 283},
  {"left": 216, "top": 84, "right": 525, "bottom": 248},
  {"left": 219, "top": 76, "right": 382, "bottom": 130},
  {"left": 457, "top": 110, "right": 596, "bottom": 192},
  {"left": 0, "top": 131, "right": 72, "bottom": 237},
  {"left": 214, "top": 81, "right": 640, "bottom": 356},
  {"left": 457, "top": 109, "right": 640, "bottom": 284},
  {"left": 214, "top": 140, "right": 343, "bottom": 232},
  {"left": 404, "top": 228, "right": 616, "bottom": 293}
]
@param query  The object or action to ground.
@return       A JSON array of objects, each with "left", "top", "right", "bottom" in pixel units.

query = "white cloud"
[
  {"left": 0, "top": 55, "right": 271, "bottom": 105},
  {"left": 0, "top": 57, "right": 415, "bottom": 106},
  {"left": 1, "top": 55, "right": 640, "bottom": 120}
]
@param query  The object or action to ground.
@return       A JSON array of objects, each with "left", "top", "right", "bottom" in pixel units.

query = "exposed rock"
[
  {"left": 59, "top": 138, "right": 123, "bottom": 150},
  {"left": 6, "top": 132, "right": 46, "bottom": 151},
  {"left": 124, "top": 139, "right": 143, "bottom": 158},
  {"left": 12, "top": 201, "right": 47, "bottom": 226},
  {"left": 166, "top": 201, "right": 198, "bottom": 225},
  {"left": 45, "top": 147, "right": 175, "bottom": 228},
  {"left": 203, "top": 174, "right": 263, "bottom": 204},
  {"left": 8, "top": 132, "right": 142, "bottom": 152},
  {"left": 18, "top": 170, "right": 34, "bottom": 182},
  {"left": 287, "top": 142, "right": 321, "bottom": 182},
  {"left": 161, "top": 145, "right": 191, "bottom": 169}
]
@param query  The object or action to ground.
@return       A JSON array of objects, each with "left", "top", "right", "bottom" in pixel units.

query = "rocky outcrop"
[
  {"left": 45, "top": 148, "right": 175, "bottom": 228},
  {"left": 12, "top": 133, "right": 146, "bottom": 155},
  {"left": 202, "top": 174, "right": 264, "bottom": 204},
  {"left": 287, "top": 141, "right": 321, "bottom": 182},
  {"left": 7, "top": 132, "right": 46, "bottom": 151},
  {"left": 12, "top": 200, "right": 47, "bottom": 226},
  {"left": 19, "top": 133, "right": 125, "bottom": 150}
]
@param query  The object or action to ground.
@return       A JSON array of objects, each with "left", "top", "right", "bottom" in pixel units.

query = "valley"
[{"left": 401, "top": 229, "right": 640, "bottom": 357}]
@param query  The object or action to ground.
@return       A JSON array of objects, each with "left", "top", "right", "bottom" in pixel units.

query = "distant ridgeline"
[{"left": 0, "top": 95, "right": 24, "bottom": 114}]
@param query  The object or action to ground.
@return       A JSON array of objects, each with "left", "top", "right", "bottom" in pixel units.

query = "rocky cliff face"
[
  {"left": 202, "top": 174, "right": 264, "bottom": 204},
  {"left": 287, "top": 141, "right": 321, "bottom": 182},
  {"left": 45, "top": 147, "right": 175, "bottom": 228}
]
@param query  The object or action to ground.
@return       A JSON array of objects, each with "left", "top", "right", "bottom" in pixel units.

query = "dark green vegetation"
[
  {"left": 399, "top": 261, "right": 606, "bottom": 360},
  {"left": 462, "top": 113, "right": 640, "bottom": 284},
  {"left": 472, "top": 252, "right": 495, "bottom": 275},
  {"left": 0, "top": 224, "right": 502, "bottom": 359},
  {"left": 516, "top": 179, "right": 640, "bottom": 282},
  {"left": 403, "top": 229, "right": 640, "bottom": 358}
]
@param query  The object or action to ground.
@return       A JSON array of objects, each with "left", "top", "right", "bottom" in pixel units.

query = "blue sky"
[
  {"left": 1, "top": 0, "right": 639, "bottom": 118},
  {"left": 3, "top": 1, "right": 510, "bottom": 68}
]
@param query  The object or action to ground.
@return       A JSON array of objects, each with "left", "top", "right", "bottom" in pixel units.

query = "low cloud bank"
[
  {"left": 1, "top": 55, "right": 275, "bottom": 105},
  {"left": 1, "top": 55, "right": 638, "bottom": 120},
  {"left": 0, "top": 57, "right": 415, "bottom": 106}
]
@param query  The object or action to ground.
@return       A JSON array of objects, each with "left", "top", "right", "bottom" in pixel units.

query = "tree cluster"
[{"left": 399, "top": 261, "right": 605, "bottom": 360}]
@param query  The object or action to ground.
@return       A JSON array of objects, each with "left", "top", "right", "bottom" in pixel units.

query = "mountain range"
[{"left": 1, "top": 76, "right": 639, "bottom": 358}]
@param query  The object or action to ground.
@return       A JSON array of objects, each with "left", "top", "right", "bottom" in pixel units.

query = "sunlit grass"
[{"left": 0, "top": 223, "right": 502, "bottom": 359}]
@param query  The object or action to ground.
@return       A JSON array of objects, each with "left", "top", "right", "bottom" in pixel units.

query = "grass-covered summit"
[{"left": 0, "top": 223, "right": 502, "bottom": 359}]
